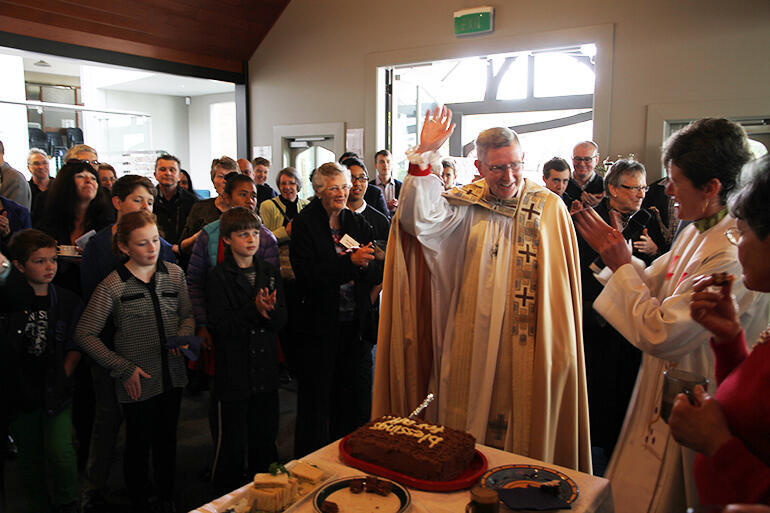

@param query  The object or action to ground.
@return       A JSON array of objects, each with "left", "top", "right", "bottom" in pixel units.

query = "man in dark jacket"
[{"left": 153, "top": 154, "right": 198, "bottom": 249}]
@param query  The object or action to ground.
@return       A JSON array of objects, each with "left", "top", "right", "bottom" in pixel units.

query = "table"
[{"left": 192, "top": 441, "right": 614, "bottom": 513}]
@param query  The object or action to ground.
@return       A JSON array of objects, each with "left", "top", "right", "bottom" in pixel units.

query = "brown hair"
[
  {"left": 8, "top": 229, "right": 57, "bottom": 264},
  {"left": 220, "top": 206, "right": 261, "bottom": 239},
  {"left": 112, "top": 210, "right": 157, "bottom": 257}
]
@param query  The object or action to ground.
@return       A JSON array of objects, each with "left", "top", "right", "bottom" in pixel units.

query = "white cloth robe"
[
  {"left": 379, "top": 169, "right": 591, "bottom": 472},
  {"left": 594, "top": 214, "right": 770, "bottom": 512}
]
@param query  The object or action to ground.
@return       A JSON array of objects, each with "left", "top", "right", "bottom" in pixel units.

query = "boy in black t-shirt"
[{"left": 0, "top": 229, "right": 82, "bottom": 512}]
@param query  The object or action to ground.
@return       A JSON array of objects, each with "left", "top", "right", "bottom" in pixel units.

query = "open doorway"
[{"left": 380, "top": 45, "right": 597, "bottom": 184}]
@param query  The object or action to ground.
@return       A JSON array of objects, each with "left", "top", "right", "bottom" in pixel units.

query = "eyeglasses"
[
  {"left": 67, "top": 158, "right": 100, "bottom": 166},
  {"left": 572, "top": 156, "right": 597, "bottom": 163},
  {"left": 351, "top": 176, "right": 368, "bottom": 184},
  {"left": 484, "top": 161, "right": 524, "bottom": 173},
  {"left": 725, "top": 227, "right": 742, "bottom": 246},
  {"left": 619, "top": 184, "right": 650, "bottom": 193},
  {"left": 326, "top": 184, "right": 351, "bottom": 192}
]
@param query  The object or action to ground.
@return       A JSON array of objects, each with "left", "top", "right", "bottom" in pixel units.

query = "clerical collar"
[{"left": 694, "top": 207, "right": 728, "bottom": 233}]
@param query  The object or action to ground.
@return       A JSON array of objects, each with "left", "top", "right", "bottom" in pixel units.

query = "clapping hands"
[{"left": 255, "top": 287, "right": 277, "bottom": 319}]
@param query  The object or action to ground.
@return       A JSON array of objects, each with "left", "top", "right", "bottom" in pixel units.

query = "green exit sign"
[{"left": 454, "top": 7, "right": 494, "bottom": 37}]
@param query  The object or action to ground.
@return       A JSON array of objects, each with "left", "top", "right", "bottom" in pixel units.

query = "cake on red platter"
[{"left": 345, "top": 415, "right": 476, "bottom": 481}]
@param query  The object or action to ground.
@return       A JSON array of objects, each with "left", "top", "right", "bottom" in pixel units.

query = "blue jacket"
[{"left": 0, "top": 195, "right": 31, "bottom": 253}]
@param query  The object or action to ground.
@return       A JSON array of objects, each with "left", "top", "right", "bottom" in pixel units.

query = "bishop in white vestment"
[{"left": 372, "top": 108, "right": 592, "bottom": 473}]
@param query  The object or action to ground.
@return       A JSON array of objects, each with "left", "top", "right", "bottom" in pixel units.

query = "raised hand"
[
  {"left": 690, "top": 274, "right": 741, "bottom": 344},
  {"left": 415, "top": 106, "right": 456, "bottom": 154}
]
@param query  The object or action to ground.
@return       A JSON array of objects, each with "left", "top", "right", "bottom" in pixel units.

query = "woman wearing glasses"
[
  {"left": 576, "top": 159, "right": 668, "bottom": 473},
  {"left": 668, "top": 154, "right": 770, "bottom": 506},
  {"left": 573, "top": 118, "right": 770, "bottom": 513},
  {"left": 289, "top": 162, "right": 381, "bottom": 456}
]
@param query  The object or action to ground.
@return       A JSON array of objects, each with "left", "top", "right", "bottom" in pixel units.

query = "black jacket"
[
  {"left": 0, "top": 270, "right": 82, "bottom": 417},
  {"left": 289, "top": 198, "right": 382, "bottom": 338},
  {"left": 207, "top": 254, "right": 286, "bottom": 401},
  {"left": 153, "top": 186, "right": 199, "bottom": 245},
  {"left": 363, "top": 186, "right": 390, "bottom": 219},
  {"left": 565, "top": 173, "right": 604, "bottom": 201}
]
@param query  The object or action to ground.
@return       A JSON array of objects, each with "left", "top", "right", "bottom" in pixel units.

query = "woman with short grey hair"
[{"left": 289, "top": 161, "right": 380, "bottom": 456}]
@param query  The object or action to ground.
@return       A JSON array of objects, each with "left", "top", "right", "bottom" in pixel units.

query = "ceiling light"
[{"left": 34, "top": 60, "right": 52, "bottom": 68}]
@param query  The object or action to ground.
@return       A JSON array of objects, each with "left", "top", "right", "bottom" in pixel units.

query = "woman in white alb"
[{"left": 574, "top": 118, "right": 770, "bottom": 512}]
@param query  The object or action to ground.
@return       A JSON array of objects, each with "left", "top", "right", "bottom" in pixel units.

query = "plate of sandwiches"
[{"left": 206, "top": 460, "right": 335, "bottom": 513}]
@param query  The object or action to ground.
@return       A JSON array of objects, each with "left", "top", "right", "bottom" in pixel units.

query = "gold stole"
[{"left": 443, "top": 180, "right": 544, "bottom": 452}]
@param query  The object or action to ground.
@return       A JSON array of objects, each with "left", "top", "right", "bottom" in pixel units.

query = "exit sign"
[{"left": 454, "top": 7, "right": 494, "bottom": 37}]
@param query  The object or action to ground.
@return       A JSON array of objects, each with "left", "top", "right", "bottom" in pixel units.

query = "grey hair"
[
  {"left": 27, "top": 148, "right": 50, "bottom": 163},
  {"left": 312, "top": 162, "right": 350, "bottom": 194},
  {"left": 475, "top": 127, "right": 520, "bottom": 162},
  {"left": 729, "top": 154, "right": 770, "bottom": 240},
  {"left": 604, "top": 159, "right": 646, "bottom": 194},
  {"left": 276, "top": 166, "right": 302, "bottom": 192},
  {"left": 63, "top": 144, "right": 98, "bottom": 161}
]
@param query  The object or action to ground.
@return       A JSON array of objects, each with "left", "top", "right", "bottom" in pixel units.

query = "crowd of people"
[{"left": 0, "top": 108, "right": 768, "bottom": 513}]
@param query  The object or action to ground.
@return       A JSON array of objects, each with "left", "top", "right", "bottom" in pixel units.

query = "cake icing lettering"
[{"left": 370, "top": 416, "right": 444, "bottom": 448}]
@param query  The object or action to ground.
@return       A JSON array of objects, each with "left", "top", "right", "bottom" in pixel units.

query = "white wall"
[
  {"left": 0, "top": 55, "right": 30, "bottom": 173},
  {"left": 248, "top": 0, "right": 770, "bottom": 181},
  {"left": 188, "top": 92, "right": 235, "bottom": 194},
  {"left": 102, "top": 90, "right": 190, "bottom": 164}
]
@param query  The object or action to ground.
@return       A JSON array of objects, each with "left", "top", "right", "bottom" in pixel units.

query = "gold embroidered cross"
[
  {"left": 521, "top": 204, "right": 541, "bottom": 220},
  {"left": 515, "top": 286, "right": 535, "bottom": 307},
  {"left": 518, "top": 244, "right": 536, "bottom": 263}
]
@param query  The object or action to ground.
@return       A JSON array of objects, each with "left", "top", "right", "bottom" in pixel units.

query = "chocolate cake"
[{"left": 345, "top": 415, "right": 476, "bottom": 481}]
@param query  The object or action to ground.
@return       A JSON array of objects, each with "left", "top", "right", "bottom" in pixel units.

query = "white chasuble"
[
  {"left": 373, "top": 169, "right": 591, "bottom": 473},
  {"left": 594, "top": 215, "right": 770, "bottom": 513}
]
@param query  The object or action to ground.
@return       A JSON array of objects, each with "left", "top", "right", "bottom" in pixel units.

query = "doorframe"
[{"left": 272, "top": 121, "right": 345, "bottom": 173}]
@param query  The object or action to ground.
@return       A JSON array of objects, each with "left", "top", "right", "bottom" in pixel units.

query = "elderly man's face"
[
  {"left": 254, "top": 165, "right": 269, "bottom": 185},
  {"left": 544, "top": 169, "right": 570, "bottom": 196},
  {"left": 476, "top": 144, "right": 525, "bottom": 200},
  {"left": 28, "top": 154, "right": 50, "bottom": 181},
  {"left": 572, "top": 144, "right": 598, "bottom": 183},
  {"left": 237, "top": 159, "right": 254, "bottom": 179}
]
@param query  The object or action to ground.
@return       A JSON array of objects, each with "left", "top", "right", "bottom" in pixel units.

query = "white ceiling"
[{"left": 3, "top": 47, "right": 234, "bottom": 97}]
